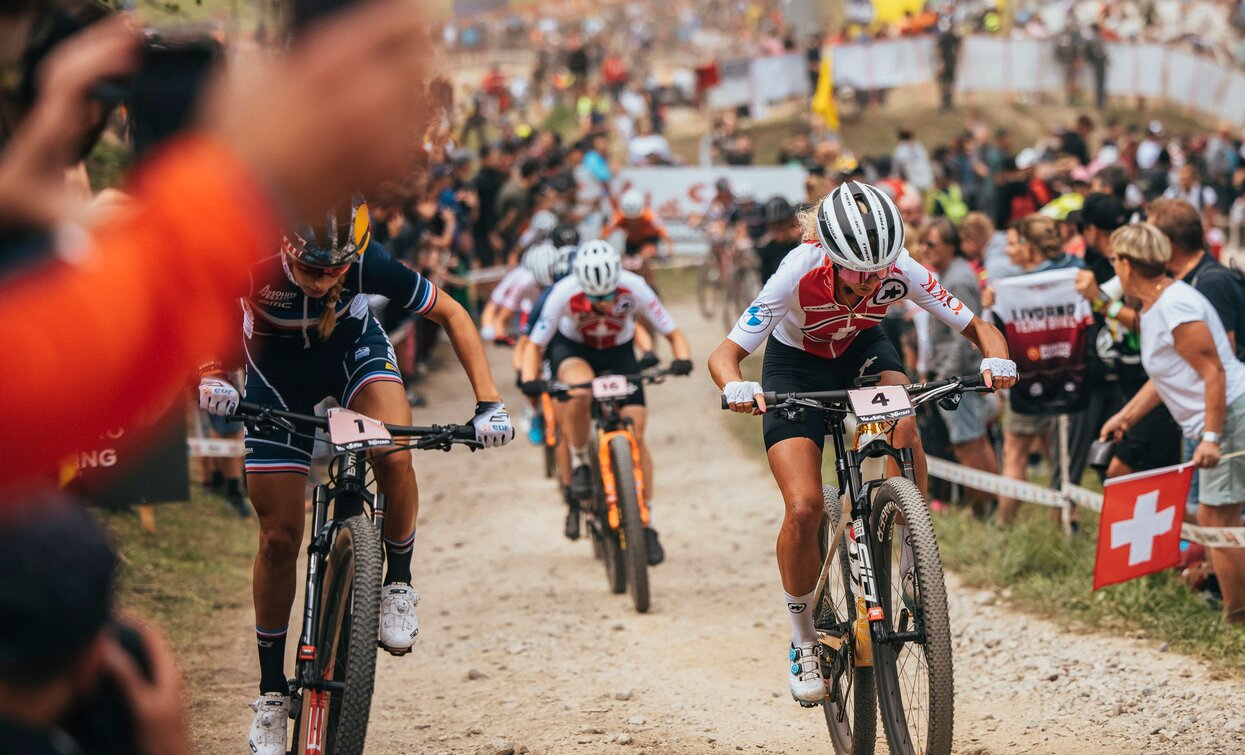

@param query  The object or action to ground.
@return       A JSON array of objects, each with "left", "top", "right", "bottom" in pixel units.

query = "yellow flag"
[{"left": 811, "top": 55, "right": 839, "bottom": 131}]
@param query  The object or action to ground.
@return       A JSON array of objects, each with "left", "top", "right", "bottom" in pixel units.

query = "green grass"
[
  {"left": 934, "top": 504, "right": 1245, "bottom": 674},
  {"left": 100, "top": 489, "right": 256, "bottom": 650}
]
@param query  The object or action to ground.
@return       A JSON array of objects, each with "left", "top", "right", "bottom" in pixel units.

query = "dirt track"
[{"left": 187, "top": 298, "right": 1245, "bottom": 754}]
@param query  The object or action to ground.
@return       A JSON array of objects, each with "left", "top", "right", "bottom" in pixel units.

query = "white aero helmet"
[
  {"left": 523, "top": 241, "right": 559, "bottom": 287},
  {"left": 552, "top": 244, "right": 578, "bottom": 282},
  {"left": 620, "top": 189, "right": 645, "bottom": 219},
  {"left": 530, "top": 210, "right": 558, "bottom": 235},
  {"left": 573, "top": 240, "right": 622, "bottom": 297},
  {"left": 815, "top": 180, "right": 905, "bottom": 272}
]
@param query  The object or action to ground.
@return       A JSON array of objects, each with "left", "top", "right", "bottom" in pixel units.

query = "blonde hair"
[
  {"left": 796, "top": 205, "right": 820, "bottom": 243},
  {"left": 316, "top": 278, "right": 345, "bottom": 338},
  {"left": 1016, "top": 215, "right": 1062, "bottom": 260},
  {"left": 960, "top": 211, "right": 995, "bottom": 243},
  {"left": 1110, "top": 221, "right": 1171, "bottom": 277}
]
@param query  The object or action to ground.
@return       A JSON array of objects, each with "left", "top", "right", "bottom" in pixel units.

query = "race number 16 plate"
[
  {"left": 848, "top": 385, "right": 914, "bottom": 423},
  {"left": 591, "top": 375, "right": 631, "bottom": 399}
]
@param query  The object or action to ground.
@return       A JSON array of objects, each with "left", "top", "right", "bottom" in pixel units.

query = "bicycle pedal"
[{"left": 379, "top": 643, "right": 413, "bottom": 657}]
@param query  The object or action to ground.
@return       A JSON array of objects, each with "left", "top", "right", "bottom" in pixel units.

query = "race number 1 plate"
[
  {"left": 591, "top": 375, "right": 631, "bottom": 399},
  {"left": 847, "top": 385, "right": 914, "bottom": 423},
  {"left": 326, "top": 408, "right": 394, "bottom": 449}
]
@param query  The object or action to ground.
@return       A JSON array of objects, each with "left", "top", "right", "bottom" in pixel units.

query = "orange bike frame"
[
  {"left": 595, "top": 427, "right": 649, "bottom": 530},
  {"left": 541, "top": 392, "right": 558, "bottom": 448}
]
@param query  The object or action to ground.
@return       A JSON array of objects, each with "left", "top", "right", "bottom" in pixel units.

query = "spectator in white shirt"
[
  {"left": 1163, "top": 163, "right": 1219, "bottom": 225},
  {"left": 1100, "top": 222, "right": 1245, "bottom": 625}
]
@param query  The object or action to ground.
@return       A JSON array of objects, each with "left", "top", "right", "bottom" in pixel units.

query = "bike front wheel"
[
  {"left": 609, "top": 434, "right": 650, "bottom": 613},
  {"left": 696, "top": 256, "right": 723, "bottom": 318},
  {"left": 869, "top": 478, "right": 954, "bottom": 755},
  {"left": 817, "top": 485, "right": 877, "bottom": 754},
  {"left": 293, "top": 513, "right": 383, "bottom": 755}
]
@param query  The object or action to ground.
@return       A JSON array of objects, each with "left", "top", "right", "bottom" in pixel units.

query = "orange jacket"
[
  {"left": 0, "top": 136, "right": 280, "bottom": 493},
  {"left": 602, "top": 209, "right": 670, "bottom": 243}
]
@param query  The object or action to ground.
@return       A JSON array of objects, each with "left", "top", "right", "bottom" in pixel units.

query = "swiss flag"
[{"left": 1093, "top": 464, "right": 1195, "bottom": 590}]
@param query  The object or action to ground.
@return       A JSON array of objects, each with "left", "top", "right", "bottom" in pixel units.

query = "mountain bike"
[
  {"left": 723, "top": 373, "right": 990, "bottom": 755},
  {"left": 721, "top": 245, "right": 761, "bottom": 330},
  {"left": 546, "top": 367, "right": 682, "bottom": 613},
  {"left": 229, "top": 401, "right": 478, "bottom": 755}
]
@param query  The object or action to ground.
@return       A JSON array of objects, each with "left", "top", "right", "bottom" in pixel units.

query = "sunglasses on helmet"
[{"left": 291, "top": 257, "right": 353, "bottom": 278}]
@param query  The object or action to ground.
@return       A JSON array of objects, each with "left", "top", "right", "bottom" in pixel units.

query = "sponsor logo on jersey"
[
  {"left": 258, "top": 285, "right": 297, "bottom": 309},
  {"left": 355, "top": 347, "right": 370, "bottom": 360},
  {"left": 385, "top": 362, "right": 396, "bottom": 371},
  {"left": 611, "top": 294, "right": 637, "bottom": 316},
  {"left": 919, "top": 271, "right": 964, "bottom": 314},
  {"left": 871, "top": 277, "right": 908, "bottom": 306},
  {"left": 737, "top": 302, "right": 773, "bottom": 333}
]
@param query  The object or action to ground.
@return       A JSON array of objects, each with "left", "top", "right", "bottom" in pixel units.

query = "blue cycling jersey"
[
  {"left": 522, "top": 285, "right": 556, "bottom": 337},
  {"left": 243, "top": 240, "right": 436, "bottom": 347}
]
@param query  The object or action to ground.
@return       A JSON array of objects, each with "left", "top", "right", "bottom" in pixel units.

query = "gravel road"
[{"left": 185, "top": 298, "right": 1245, "bottom": 754}]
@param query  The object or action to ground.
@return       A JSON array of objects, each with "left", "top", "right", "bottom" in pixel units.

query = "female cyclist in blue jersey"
[
  {"left": 708, "top": 181, "right": 1018, "bottom": 704},
  {"left": 197, "top": 199, "right": 513, "bottom": 755}
]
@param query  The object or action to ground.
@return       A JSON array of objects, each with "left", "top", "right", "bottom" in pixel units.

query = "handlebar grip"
[
  {"left": 961, "top": 373, "right": 985, "bottom": 389},
  {"left": 761, "top": 391, "right": 778, "bottom": 405},
  {"left": 451, "top": 425, "right": 478, "bottom": 441}
]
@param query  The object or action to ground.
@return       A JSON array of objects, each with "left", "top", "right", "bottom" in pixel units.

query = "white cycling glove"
[
  {"left": 199, "top": 378, "right": 240, "bottom": 417},
  {"left": 471, "top": 401, "right": 514, "bottom": 448},
  {"left": 979, "top": 358, "right": 1018, "bottom": 380},
  {"left": 723, "top": 380, "right": 764, "bottom": 407},
  {"left": 479, "top": 324, "right": 496, "bottom": 342}
]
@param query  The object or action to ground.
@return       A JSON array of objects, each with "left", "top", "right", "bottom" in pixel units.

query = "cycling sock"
[
  {"left": 383, "top": 531, "right": 416, "bottom": 585},
  {"left": 783, "top": 588, "right": 818, "bottom": 646},
  {"left": 256, "top": 625, "right": 288, "bottom": 695},
  {"left": 570, "top": 444, "right": 590, "bottom": 468},
  {"left": 897, "top": 524, "right": 913, "bottom": 576}
]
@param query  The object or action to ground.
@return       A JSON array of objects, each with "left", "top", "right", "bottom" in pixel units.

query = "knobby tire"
[
  {"left": 609, "top": 434, "right": 650, "bottom": 613},
  {"left": 869, "top": 478, "right": 954, "bottom": 755}
]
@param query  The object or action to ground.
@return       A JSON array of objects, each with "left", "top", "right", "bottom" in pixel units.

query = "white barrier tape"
[
  {"left": 188, "top": 438, "right": 244, "bottom": 458},
  {"left": 927, "top": 455, "right": 1245, "bottom": 548}
]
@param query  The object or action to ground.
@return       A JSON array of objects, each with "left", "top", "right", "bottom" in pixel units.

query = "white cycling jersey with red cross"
[
  {"left": 727, "top": 242, "right": 975, "bottom": 359},
  {"left": 529, "top": 270, "right": 677, "bottom": 350}
]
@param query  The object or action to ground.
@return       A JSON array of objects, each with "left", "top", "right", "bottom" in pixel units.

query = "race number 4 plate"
[
  {"left": 847, "top": 386, "right": 914, "bottom": 423},
  {"left": 326, "top": 408, "right": 394, "bottom": 449},
  {"left": 591, "top": 375, "right": 631, "bottom": 399}
]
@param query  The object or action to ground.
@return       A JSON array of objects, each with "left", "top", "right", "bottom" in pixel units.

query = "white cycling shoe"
[
  {"left": 789, "top": 642, "right": 826, "bottom": 704},
  {"left": 248, "top": 692, "right": 289, "bottom": 755},
  {"left": 379, "top": 583, "right": 420, "bottom": 655}
]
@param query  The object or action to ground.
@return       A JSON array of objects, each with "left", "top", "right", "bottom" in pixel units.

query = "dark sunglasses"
[{"left": 292, "top": 258, "right": 352, "bottom": 278}]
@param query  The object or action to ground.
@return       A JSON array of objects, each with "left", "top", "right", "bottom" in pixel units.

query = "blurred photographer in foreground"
[
  {"left": 0, "top": 0, "right": 435, "bottom": 494},
  {"left": 0, "top": 492, "right": 190, "bottom": 754}
]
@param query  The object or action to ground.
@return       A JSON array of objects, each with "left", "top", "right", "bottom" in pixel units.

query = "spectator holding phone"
[
  {"left": 1100, "top": 223, "right": 1245, "bottom": 625},
  {"left": 0, "top": 492, "right": 190, "bottom": 755}
]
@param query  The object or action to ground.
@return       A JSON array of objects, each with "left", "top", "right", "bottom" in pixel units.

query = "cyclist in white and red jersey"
[
  {"left": 480, "top": 242, "right": 557, "bottom": 345},
  {"left": 520, "top": 241, "right": 693, "bottom": 561},
  {"left": 708, "top": 181, "right": 1018, "bottom": 704}
]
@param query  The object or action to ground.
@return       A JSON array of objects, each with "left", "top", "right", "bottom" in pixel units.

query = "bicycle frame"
[{"left": 589, "top": 397, "right": 649, "bottom": 531}]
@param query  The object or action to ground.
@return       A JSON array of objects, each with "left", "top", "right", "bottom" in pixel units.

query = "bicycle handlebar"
[
  {"left": 230, "top": 401, "right": 478, "bottom": 444},
  {"left": 718, "top": 373, "right": 989, "bottom": 412},
  {"left": 546, "top": 366, "right": 685, "bottom": 398}
]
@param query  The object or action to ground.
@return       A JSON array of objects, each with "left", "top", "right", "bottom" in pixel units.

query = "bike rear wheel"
[
  {"left": 292, "top": 514, "right": 383, "bottom": 755},
  {"left": 869, "top": 478, "right": 953, "bottom": 755},
  {"left": 817, "top": 485, "right": 877, "bottom": 754},
  {"left": 609, "top": 434, "right": 650, "bottom": 613}
]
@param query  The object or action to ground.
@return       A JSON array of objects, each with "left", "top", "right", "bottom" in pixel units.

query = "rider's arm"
[
  {"left": 523, "top": 278, "right": 573, "bottom": 382},
  {"left": 600, "top": 211, "right": 623, "bottom": 239},
  {"left": 665, "top": 328, "right": 692, "bottom": 361},
  {"left": 960, "top": 316, "right": 1015, "bottom": 388},
  {"left": 423, "top": 292, "right": 502, "bottom": 403}
]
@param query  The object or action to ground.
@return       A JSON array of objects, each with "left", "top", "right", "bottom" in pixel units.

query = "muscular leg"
[
  {"left": 768, "top": 437, "right": 825, "bottom": 596},
  {"left": 350, "top": 380, "right": 419, "bottom": 581},
  {"left": 556, "top": 357, "right": 596, "bottom": 453},
  {"left": 248, "top": 471, "right": 307, "bottom": 692},
  {"left": 878, "top": 370, "right": 928, "bottom": 494}
]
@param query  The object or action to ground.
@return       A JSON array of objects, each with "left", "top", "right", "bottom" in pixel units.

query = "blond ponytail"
[{"left": 316, "top": 278, "right": 345, "bottom": 339}]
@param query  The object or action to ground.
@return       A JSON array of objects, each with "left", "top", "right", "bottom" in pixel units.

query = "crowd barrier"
[{"left": 702, "top": 35, "right": 1245, "bottom": 126}]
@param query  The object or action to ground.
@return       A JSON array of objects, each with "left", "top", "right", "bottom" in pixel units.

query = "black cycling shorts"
[
  {"left": 546, "top": 332, "right": 645, "bottom": 407},
  {"left": 624, "top": 235, "right": 660, "bottom": 256},
  {"left": 761, "top": 329, "right": 905, "bottom": 450}
]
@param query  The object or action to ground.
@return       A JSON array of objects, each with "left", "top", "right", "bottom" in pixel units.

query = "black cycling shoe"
[
  {"left": 570, "top": 465, "right": 593, "bottom": 500},
  {"left": 644, "top": 527, "right": 664, "bottom": 566},
  {"left": 564, "top": 504, "right": 581, "bottom": 540}
]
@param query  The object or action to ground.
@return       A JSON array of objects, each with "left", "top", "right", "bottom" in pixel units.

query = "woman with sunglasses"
[
  {"left": 197, "top": 199, "right": 514, "bottom": 755},
  {"left": 708, "top": 181, "right": 1017, "bottom": 704},
  {"left": 519, "top": 240, "right": 693, "bottom": 561}
]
